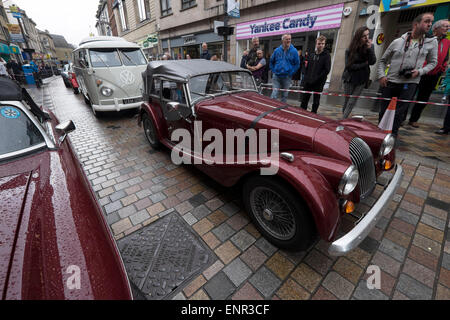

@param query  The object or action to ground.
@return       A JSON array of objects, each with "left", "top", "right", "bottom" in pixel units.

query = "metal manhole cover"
[{"left": 118, "top": 213, "right": 216, "bottom": 300}]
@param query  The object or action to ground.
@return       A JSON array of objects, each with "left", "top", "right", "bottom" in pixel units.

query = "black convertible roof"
[
  {"left": 0, "top": 77, "right": 22, "bottom": 101},
  {"left": 143, "top": 59, "right": 247, "bottom": 83}
]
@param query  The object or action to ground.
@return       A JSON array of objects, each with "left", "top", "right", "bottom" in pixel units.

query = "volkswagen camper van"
[{"left": 73, "top": 36, "right": 148, "bottom": 116}]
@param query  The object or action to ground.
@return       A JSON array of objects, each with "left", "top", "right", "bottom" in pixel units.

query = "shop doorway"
[{"left": 184, "top": 45, "right": 200, "bottom": 59}]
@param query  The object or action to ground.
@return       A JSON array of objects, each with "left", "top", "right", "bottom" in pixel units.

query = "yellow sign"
[{"left": 9, "top": 5, "right": 19, "bottom": 13}]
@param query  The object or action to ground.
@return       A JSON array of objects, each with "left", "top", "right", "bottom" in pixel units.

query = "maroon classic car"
[
  {"left": 138, "top": 60, "right": 403, "bottom": 255},
  {"left": 0, "top": 78, "right": 132, "bottom": 299}
]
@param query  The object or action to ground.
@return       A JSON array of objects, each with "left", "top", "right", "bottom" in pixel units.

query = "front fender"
[
  {"left": 139, "top": 102, "right": 165, "bottom": 140},
  {"left": 276, "top": 152, "right": 341, "bottom": 242}
]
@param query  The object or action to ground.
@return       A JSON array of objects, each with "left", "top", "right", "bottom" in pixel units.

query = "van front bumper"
[
  {"left": 94, "top": 97, "right": 143, "bottom": 112},
  {"left": 328, "top": 164, "right": 404, "bottom": 256}
]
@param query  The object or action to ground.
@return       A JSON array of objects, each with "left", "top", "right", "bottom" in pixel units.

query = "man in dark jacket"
[
  {"left": 246, "top": 37, "right": 260, "bottom": 67},
  {"left": 201, "top": 42, "right": 212, "bottom": 60},
  {"left": 300, "top": 35, "right": 331, "bottom": 113}
]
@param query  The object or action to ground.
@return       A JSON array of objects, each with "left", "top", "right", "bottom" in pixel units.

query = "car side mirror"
[{"left": 55, "top": 120, "right": 76, "bottom": 144}]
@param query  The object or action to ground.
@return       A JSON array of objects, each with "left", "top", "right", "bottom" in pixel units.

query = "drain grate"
[{"left": 118, "top": 213, "right": 216, "bottom": 300}]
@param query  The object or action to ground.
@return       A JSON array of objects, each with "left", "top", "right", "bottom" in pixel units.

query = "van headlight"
[
  {"left": 338, "top": 165, "right": 359, "bottom": 196},
  {"left": 379, "top": 134, "right": 395, "bottom": 157},
  {"left": 101, "top": 86, "right": 113, "bottom": 97}
]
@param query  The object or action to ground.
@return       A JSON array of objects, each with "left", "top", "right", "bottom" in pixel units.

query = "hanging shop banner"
[
  {"left": 10, "top": 34, "right": 25, "bottom": 43},
  {"left": 7, "top": 24, "right": 21, "bottom": 34},
  {"left": 137, "top": 34, "right": 158, "bottom": 49},
  {"left": 227, "top": 0, "right": 240, "bottom": 18},
  {"left": 236, "top": 3, "right": 344, "bottom": 40},
  {"left": 379, "top": 0, "right": 449, "bottom": 12}
]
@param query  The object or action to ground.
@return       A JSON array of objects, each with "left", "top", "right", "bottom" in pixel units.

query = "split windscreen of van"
[{"left": 89, "top": 48, "right": 147, "bottom": 68}]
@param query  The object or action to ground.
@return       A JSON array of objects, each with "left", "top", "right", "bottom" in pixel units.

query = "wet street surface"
[{"left": 28, "top": 78, "right": 450, "bottom": 300}]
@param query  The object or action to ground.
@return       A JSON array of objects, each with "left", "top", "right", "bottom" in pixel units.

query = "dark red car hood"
[{"left": 196, "top": 92, "right": 355, "bottom": 154}]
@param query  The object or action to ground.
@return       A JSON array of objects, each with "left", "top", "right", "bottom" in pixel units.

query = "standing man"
[
  {"left": 246, "top": 37, "right": 260, "bottom": 68},
  {"left": 0, "top": 57, "right": 9, "bottom": 78},
  {"left": 269, "top": 34, "right": 300, "bottom": 103},
  {"left": 408, "top": 19, "right": 450, "bottom": 128},
  {"left": 377, "top": 13, "right": 437, "bottom": 137},
  {"left": 300, "top": 35, "right": 331, "bottom": 113},
  {"left": 201, "top": 43, "right": 212, "bottom": 60}
]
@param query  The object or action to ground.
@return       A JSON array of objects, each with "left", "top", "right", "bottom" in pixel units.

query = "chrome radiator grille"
[{"left": 349, "top": 138, "right": 376, "bottom": 199}]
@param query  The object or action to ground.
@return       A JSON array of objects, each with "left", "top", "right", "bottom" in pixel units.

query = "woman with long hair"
[{"left": 342, "top": 26, "right": 376, "bottom": 118}]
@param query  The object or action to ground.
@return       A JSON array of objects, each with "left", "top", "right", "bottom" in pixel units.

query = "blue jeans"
[{"left": 271, "top": 74, "right": 291, "bottom": 103}]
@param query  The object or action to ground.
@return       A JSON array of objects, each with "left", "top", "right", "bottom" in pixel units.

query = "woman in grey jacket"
[
  {"left": 377, "top": 13, "right": 437, "bottom": 136},
  {"left": 342, "top": 27, "right": 376, "bottom": 119}
]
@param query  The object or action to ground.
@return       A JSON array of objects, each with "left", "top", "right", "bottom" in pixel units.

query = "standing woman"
[{"left": 342, "top": 27, "right": 376, "bottom": 119}]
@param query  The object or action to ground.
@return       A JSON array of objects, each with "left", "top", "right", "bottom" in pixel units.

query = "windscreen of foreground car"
[
  {"left": 188, "top": 72, "right": 256, "bottom": 103},
  {"left": 89, "top": 49, "right": 122, "bottom": 68},
  {"left": 0, "top": 105, "right": 45, "bottom": 157},
  {"left": 119, "top": 48, "right": 147, "bottom": 66}
]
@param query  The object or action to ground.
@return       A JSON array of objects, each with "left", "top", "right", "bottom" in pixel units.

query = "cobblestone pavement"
[{"left": 29, "top": 78, "right": 449, "bottom": 300}]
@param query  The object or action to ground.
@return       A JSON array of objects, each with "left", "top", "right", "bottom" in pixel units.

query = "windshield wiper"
[
  {"left": 92, "top": 52, "right": 110, "bottom": 68},
  {"left": 191, "top": 91, "right": 215, "bottom": 99},
  {"left": 121, "top": 51, "right": 138, "bottom": 66}
]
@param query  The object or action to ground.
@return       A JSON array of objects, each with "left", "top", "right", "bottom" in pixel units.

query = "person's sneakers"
[
  {"left": 408, "top": 121, "right": 420, "bottom": 128},
  {"left": 435, "top": 128, "right": 449, "bottom": 135}
]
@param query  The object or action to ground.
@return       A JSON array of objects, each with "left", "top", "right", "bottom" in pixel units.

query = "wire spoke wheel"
[{"left": 250, "top": 187, "right": 296, "bottom": 241}]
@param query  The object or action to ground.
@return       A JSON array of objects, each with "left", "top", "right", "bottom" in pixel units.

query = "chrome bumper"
[{"left": 328, "top": 164, "right": 404, "bottom": 256}]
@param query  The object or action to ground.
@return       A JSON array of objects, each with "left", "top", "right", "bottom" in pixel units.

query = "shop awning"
[{"left": 0, "top": 43, "right": 10, "bottom": 54}]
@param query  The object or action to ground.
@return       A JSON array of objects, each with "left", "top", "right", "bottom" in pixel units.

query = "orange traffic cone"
[{"left": 378, "top": 97, "right": 397, "bottom": 133}]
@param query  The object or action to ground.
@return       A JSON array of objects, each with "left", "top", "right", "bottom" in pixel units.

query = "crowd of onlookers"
[
  {"left": 237, "top": 14, "right": 449, "bottom": 136},
  {"left": 0, "top": 57, "right": 58, "bottom": 85}
]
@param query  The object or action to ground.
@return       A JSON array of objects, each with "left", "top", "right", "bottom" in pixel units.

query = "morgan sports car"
[{"left": 138, "top": 60, "right": 403, "bottom": 256}]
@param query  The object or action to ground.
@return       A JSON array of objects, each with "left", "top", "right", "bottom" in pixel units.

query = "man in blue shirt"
[{"left": 269, "top": 34, "right": 300, "bottom": 103}]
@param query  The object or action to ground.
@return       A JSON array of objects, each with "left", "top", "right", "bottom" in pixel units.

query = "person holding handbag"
[{"left": 342, "top": 27, "right": 376, "bottom": 119}]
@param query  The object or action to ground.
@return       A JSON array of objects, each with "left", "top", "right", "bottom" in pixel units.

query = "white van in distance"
[{"left": 73, "top": 36, "right": 148, "bottom": 116}]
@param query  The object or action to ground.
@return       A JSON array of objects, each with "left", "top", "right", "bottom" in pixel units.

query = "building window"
[
  {"left": 137, "top": 0, "right": 150, "bottom": 21},
  {"left": 160, "top": 0, "right": 172, "bottom": 16},
  {"left": 118, "top": 0, "right": 128, "bottom": 31},
  {"left": 181, "top": 0, "right": 196, "bottom": 10}
]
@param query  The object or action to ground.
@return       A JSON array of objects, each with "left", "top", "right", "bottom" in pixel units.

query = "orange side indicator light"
[
  {"left": 384, "top": 160, "right": 393, "bottom": 171},
  {"left": 345, "top": 201, "right": 355, "bottom": 214}
]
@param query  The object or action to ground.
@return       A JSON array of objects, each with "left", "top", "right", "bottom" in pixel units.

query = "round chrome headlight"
[
  {"left": 379, "top": 134, "right": 395, "bottom": 157},
  {"left": 338, "top": 165, "right": 359, "bottom": 196},
  {"left": 100, "top": 86, "right": 113, "bottom": 97}
]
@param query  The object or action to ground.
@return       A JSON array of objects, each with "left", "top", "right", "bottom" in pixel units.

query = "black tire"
[
  {"left": 73, "top": 87, "right": 79, "bottom": 95},
  {"left": 142, "top": 113, "right": 160, "bottom": 149},
  {"left": 84, "top": 94, "right": 91, "bottom": 106},
  {"left": 242, "top": 176, "right": 316, "bottom": 251}
]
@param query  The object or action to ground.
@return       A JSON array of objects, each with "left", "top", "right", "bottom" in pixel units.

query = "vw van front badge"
[{"left": 120, "top": 70, "right": 135, "bottom": 86}]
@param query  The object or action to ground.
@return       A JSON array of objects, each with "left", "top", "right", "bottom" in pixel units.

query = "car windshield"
[
  {"left": 188, "top": 72, "right": 256, "bottom": 103},
  {"left": 119, "top": 48, "right": 147, "bottom": 66},
  {"left": 89, "top": 48, "right": 122, "bottom": 68},
  {"left": 0, "top": 105, "right": 45, "bottom": 157}
]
